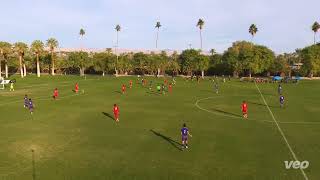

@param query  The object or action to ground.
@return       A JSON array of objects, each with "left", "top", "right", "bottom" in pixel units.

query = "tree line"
[
  {"left": 0, "top": 20, "right": 320, "bottom": 78},
  {"left": 1, "top": 40, "right": 320, "bottom": 78}
]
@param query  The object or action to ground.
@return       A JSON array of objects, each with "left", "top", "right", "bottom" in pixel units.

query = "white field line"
[
  {"left": 0, "top": 93, "right": 85, "bottom": 106},
  {"left": 195, "top": 96, "right": 320, "bottom": 125},
  {"left": 254, "top": 82, "right": 309, "bottom": 180}
]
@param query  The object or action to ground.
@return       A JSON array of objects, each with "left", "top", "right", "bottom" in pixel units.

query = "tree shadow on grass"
[
  {"left": 114, "top": 91, "right": 122, "bottom": 94},
  {"left": 150, "top": 130, "right": 182, "bottom": 151},
  {"left": 102, "top": 112, "right": 115, "bottom": 121},
  {"left": 209, "top": 108, "right": 242, "bottom": 118}
]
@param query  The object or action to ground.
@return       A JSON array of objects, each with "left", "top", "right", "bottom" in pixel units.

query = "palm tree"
[
  {"left": 311, "top": 21, "right": 320, "bottom": 44},
  {"left": 115, "top": 25, "right": 121, "bottom": 47},
  {"left": 14, "top": 42, "right": 28, "bottom": 78},
  {"left": 249, "top": 24, "right": 258, "bottom": 42},
  {"left": 197, "top": 19, "right": 205, "bottom": 49},
  {"left": 31, "top": 40, "right": 44, "bottom": 77},
  {"left": 115, "top": 24, "right": 121, "bottom": 76},
  {"left": 46, "top": 38, "right": 59, "bottom": 75},
  {"left": 79, "top": 28, "right": 85, "bottom": 38},
  {"left": 0, "top": 42, "right": 12, "bottom": 78},
  {"left": 155, "top": 21, "right": 162, "bottom": 49},
  {"left": 79, "top": 28, "right": 86, "bottom": 50},
  {"left": 210, "top": 49, "right": 216, "bottom": 56}
]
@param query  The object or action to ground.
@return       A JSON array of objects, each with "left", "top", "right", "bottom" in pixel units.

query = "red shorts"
[{"left": 114, "top": 113, "right": 119, "bottom": 119}]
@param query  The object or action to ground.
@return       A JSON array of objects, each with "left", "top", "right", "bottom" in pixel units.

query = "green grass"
[{"left": 0, "top": 75, "right": 320, "bottom": 180}]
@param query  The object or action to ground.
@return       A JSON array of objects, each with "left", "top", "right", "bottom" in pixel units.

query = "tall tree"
[
  {"left": 14, "top": 42, "right": 28, "bottom": 78},
  {"left": 133, "top": 52, "right": 148, "bottom": 75},
  {"left": 0, "top": 42, "right": 12, "bottom": 78},
  {"left": 197, "top": 19, "right": 205, "bottom": 49},
  {"left": 115, "top": 24, "right": 121, "bottom": 76},
  {"left": 210, "top": 49, "right": 216, "bottom": 56},
  {"left": 270, "top": 54, "right": 291, "bottom": 76},
  {"left": 167, "top": 52, "right": 181, "bottom": 76},
  {"left": 197, "top": 55, "right": 210, "bottom": 78},
  {"left": 180, "top": 49, "right": 200, "bottom": 76},
  {"left": 31, "top": 40, "right": 44, "bottom": 77},
  {"left": 155, "top": 21, "right": 162, "bottom": 49},
  {"left": 311, "top": 21, "right": 320, "bottom": 44},
  {"left": 223, "top": 41, "right": 274, "bottom": 78},
  {"left": 46, "top": 38, "right": 59, "bottom": 75},
  {"left": 299, "top": 44, "right": 320, "bottom": 77},
  {"left": 68, "top": 51, "right": 92, "bottom": 76},
  {"left": 79, "top": 28, "right": 86, "bottom": 50},
  {"left": 249, "top": 24, "right": 258, "bottom": 42}
]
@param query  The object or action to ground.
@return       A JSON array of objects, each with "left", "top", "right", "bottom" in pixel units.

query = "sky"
[{"left": 0, "top": 0, "right": 319, "bottom": 53}]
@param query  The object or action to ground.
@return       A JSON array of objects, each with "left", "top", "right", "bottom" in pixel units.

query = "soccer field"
[{"left": 0, "top": 75, "right": 320, "bottom": 180}]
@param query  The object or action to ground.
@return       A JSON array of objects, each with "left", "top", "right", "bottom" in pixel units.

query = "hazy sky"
[{"left": 0, "top": 0, "right": 319, "bottom": 53}]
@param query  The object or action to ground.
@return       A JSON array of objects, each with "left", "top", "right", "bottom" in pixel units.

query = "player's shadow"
[
  {"left": 114, "top": 91, "right": 122, "bottom": 94},
  {"left": 248, "top": 101, "right": 279, "bottom": 108},
  {"left": 102, "top": 112, "right": 115, "bottom": 121},
  {"left": 210, "top": 108, "right": 242, "bottom": 118},
  {"left": 150, "top": 130, "right": 182, "bottom": 151},
  {"left": 146, "top": 91, "right": 160, "bottom": 96}
]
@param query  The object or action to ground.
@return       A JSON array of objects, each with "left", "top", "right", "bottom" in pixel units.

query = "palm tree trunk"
[
  {"left": 314, "top": 32, "right": 316, "bottom": 45},
  {"left": 23, "top": 62, "right": 27, "bottom": 77},
  {"left": 5, "top": 60, "right": 8, "bottom": 78},
  {"left": 199, "top": 29, "right": 203, "bottom": 50},
  {"left": 115, "top": 32, "right": 119, "bottom": 76},
  {"left": 117, "top": 31, "right": 119, "bottom": 49},
  {"left": 102, "top": 71, "right": 105, "bottom": 76},
  {"left": 233, "top": 71, "right": 238, "bottom": 78},
  {"left": 0, "top": 58, "right": 2, "bottom": 78},
  {"left": 157, "top": 68, "right": 160, "bottom": 77},
  {"left": 309, "top": 72, "right": 314, "bottom": 78},
  {"left": 201, "top": 70, "right": 204, "bottom": 79},
  {"left": 36, "top": 54, "right": 40, "bottom": 77},
  {"left": 51, "top": 51, "right": 55, "bottom": 76},
  {"left": 19, "top": 55, "right": 24, "bottom": 78},
  {"left": 156, "top": 28, "right": 159, "bottom": 49}
]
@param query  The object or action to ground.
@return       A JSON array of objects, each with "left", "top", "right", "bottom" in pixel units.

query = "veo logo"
[{"left": 284, "top": 161, "right": 309, "bottom": 169}]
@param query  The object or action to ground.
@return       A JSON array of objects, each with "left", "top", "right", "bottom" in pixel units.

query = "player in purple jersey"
[
  {"left": 24, "top": 95, "right": 29, "bottom": 108},
  {"left": 28, "top": 99, "right": 34, "bottom": 114},
  {"left": 181, "top": 123, "right": 192, "bottom": 149},
  {"left": 280, "top": 95, "right": 285, "bottom": 108}
]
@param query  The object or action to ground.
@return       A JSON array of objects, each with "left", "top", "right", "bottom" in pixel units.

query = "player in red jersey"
[
  {"left": 75, "top": 83, "right": 79, "bottom": 93},
  {"left": 113, "top": 104, "right": 120, "bottom": 122},
  {"left": 241, "top": 101, "right": 248, "bottom": 118},
  {"left": 53, "top": 88, "right": 59, "bottom": 100},
  {"left": 129, "top": 80, "right": 133, "bottom": 89},
  {"left": 168, "top": 83, "right": 172, "bottom": 93},
  {"left": 122, "top": 84, "right": 126, "bottom": 94}
]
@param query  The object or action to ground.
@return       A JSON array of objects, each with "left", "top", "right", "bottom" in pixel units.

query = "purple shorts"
[{"left": 182, "top": 135, "right": 188, "bottom": 141}]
